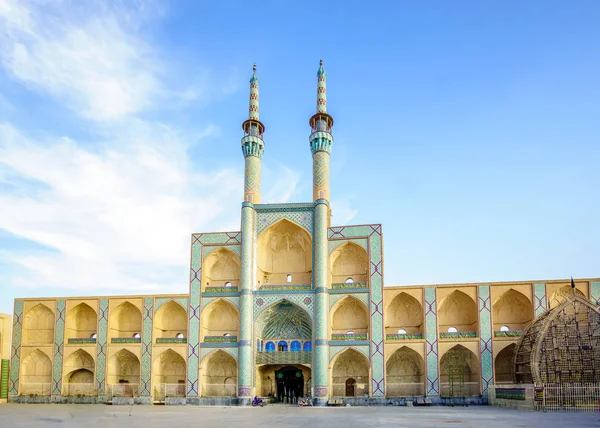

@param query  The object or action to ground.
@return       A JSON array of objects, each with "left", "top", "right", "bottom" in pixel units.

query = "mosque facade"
[{"left": 6, "top": 62, "right": 600, "bottom": 405}]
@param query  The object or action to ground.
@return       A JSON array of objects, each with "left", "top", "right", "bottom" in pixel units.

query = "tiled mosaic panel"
[
  {"left": 256, "top": 209, "right": 313, "bottom": 236},
  {"left": 51, "top": 300, "right": 66, "bottom": 395},
  {"left": 253, "top": 294, "right": 314, "bottom": 320},
  {"left": 590, "top": 281, "right": 600, "bottom": 306},
  {"left": 424, "top": 287, "right": 439, "bottom": 396},
  {"left": 95, "top": 298, "right": 109, "bottom": 394},
  {"left": 478, "top": 285, "right": 493, "bottom": 395},
  {"left": 154, "top": 297, "right": 189, "bottom": 313},
  {"left": 328, "top": 238, "right": 368, "bottom": 253},
  {"left": 203, "top": 244, "right": 241, "bottom": 258},
  {"left": 140, "top": 297, "right": 153, "bottom": 396},
  {"left": 193, "top": 231, "right": 241, "bottom": 245},
  {"left": 533, "top": 283, "right": 547, "bottom": 317},
  {"left": 0, "top": 359, "right": 8, "bottom": 399},
  {"left": 327, "top": 224, "right": 384, "bottom": 397},
  {"left": 312, "top": 203, "right": 329, "bottom": 390},
  {"left": 238, "top": 206, "right": 255, "bottom": 395},
  {"left": 9, "top": 300, "right": 23, "bottom": 395},
  {"left": 329, "top": 345, "right": 370, "bottom": 361},
  {"left": 187, "top": 238, "right": 202, "bottom": 397}
]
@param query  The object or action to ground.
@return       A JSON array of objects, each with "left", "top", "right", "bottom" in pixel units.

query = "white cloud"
[{"left": 0, "top": 0, "right": 161, "bottom": 120}]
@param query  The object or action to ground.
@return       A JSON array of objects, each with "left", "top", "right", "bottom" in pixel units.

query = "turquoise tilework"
[
  {"left": 140, "top": 297, "right": 153, "bottom": 396},
  {"left": 478, "top": 285, "right": 493, "bottom": 395},
  {"left": 238, "top": 206, "right": 254, "bottom": 396},
  {"left": 533, "top": 283, "right": 547, "bottom": 317},
  {"left": 256, "top": 210, "right": 313, "bottom": 236},
  {"left": 314, "top": 203, "right": 329, "bottom": 393},
  {"left": 9, "top": 300, "right": 23, "bottom": 396},
  {"left": 590, "top": 282, "right": 600, "bottom": 306},
  {"left": 154, "top": 297, "right": 188, "bottom": 313},
  {"left": 95, "top": 298, "right": 109, "bottom": 395},
  {"left": 253, "top": 294, "right": 314, "bottom": 320},
  {"left": 187, "top": 237, "right": 202, "bottom": 397},
  {"left": 327, "top": 224, "right": 384, "bottom": 397},
  {"left": 424, "top": 287, "right": 439, "bottom": 396},
  {"left": 193, "top": 232, "right": 242, "bottom": 245},
  {"left": 51, "top": 299, "right": 66, "bottom": 395}
]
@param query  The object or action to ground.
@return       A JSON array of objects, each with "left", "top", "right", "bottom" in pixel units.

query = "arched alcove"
[
  {"left": 493, "top": 289, "right": 533, "bottom": 332},
  {"left": 152, "top": 349, "right": 186, "bottom": 399},
  {"left": 200, "top": 299, "right": 239, "bottom": 341},
  {"left": 66, "top": 303, "right": 97, "bottom": 339},
  {"left": 203, "top": 248, "right": 241, "bottom": 289},
  {"left": 154, "top": 301, "right": 187, "bottom": 339},
  {"left": 440, "top": 345, "right": 480, "bottom": 396},
  {"left": 329, "top": 242, "right": 369, "bottom": 285},
  {"left": 63, "top": 349, "right": 95, "bottom": 395},
  {"left": 108, "top": 302, "right": 142, "bottom": 340},
  {"left": 495, "top": 344, "right": 516, "bottom": 384},
  {"left": 257, "top": 219, "right": 312, "bottom": 286},
  {"left": 385, "top": 292, "right": 424, "bottom": 336},
  {"left": 201, "top": 350, "right": 237, "bottom": 397},
  {"left": 549, "top": 285, "right": 585, "bottom": 309},
  {"left": 331, "top": 349, "right": 370, "bottom": 397},
  {"left": 438, "top": 290, "right": 478, "bottom": 335},
  {"left": 23, "top": 304, "right": 54, "bottom": 345},
  {"left": 331, "top": 296, "right": 369, "bottom": 337},
  {"left": 107, "top": 349, "right": 140, "bottom": 396},
  {"left": 20, "top": 349, "right": 52, "bottom": 395},
  {"left": 386, "top": 347, "right": 425, "bottom": 396}
]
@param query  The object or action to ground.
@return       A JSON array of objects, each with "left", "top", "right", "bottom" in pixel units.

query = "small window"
[
  {"left": 225, "top": 282, "right": 232, "bottom": 287},
  {"left": 223, "top": 333, "right": 230, "bottom": 337},
  {"left": 176, "top": 333, "right": 184, "bottom": 339},
  {"left": 397, "top": 329, "right": 407, "bottom": 335},
  {"left": 345, "top": 278, "right": 354, "bottom": 284},
  {"left": 91, "top": 333, "right": 97, "bottom": 339},
  {"left": 500, "top": 325, "right": 510, "bottom": 332},
  {"left": 447, "top": 327, "right": 458, "bottom": 333},
  {"left": 133, "top": 333, "right": 141, "bottom": 339},
  {"left": 246, "top": 193, "right": 253, "bottom": 203},
  {"left": 318, "top": 190, "right": 325, "bottom": 199},
  {"left": 286, "top": 274, "right": 292, "bottom": 283},
  {"left": 346, "top": 330, "right": 354, "bottom": 335}
]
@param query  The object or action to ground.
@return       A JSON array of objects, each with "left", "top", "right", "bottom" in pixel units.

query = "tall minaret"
[
  {"left": 311, "top": 60, "right": 333, "bottom": 405},
  {"left": 241, "top": 64, "right": 265, "bottom": 203},
  {"left": 239, "top": 64, "right": 264, "bottom": 402},
  {"left": 309, "top": 59, "right": 334, "bottom": 202}
]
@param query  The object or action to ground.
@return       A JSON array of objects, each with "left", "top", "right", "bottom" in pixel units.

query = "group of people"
[{"left": 276, "top": 383, "right": 304, "bottom": 404}]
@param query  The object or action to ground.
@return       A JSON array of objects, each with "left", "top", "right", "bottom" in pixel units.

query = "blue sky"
[{"left": 0, "top": 1, "right": 599, "bottom": 315}]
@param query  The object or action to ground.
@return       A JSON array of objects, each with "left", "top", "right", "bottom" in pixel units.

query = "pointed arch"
[
  {"left": 200, "top": 298, "right": 239, "bottom": 341},
  {"left": 107, "top": 349, "right": 140, "bottom": 387},
  {"left": 330, "top": 295, "right": 370, "bottom": 336},
  {"left": 438, "top": 290, "right": 478, "bottom": 334},
  {"left": 20, "top": 349, "right": 52, "bottom": 395},
  {"left": 385, "top": 346, "right": 425, "bottom": 396},
  {"left": 154, "top": 300, "right": 187, "bottom": 339},
  {"left": 109, "top": 302, "right": 142, "bottom": 340},
  {"left": 203, "top": 247, "right": 241, "bottom": 289},
  {"left": 495, "top": 343, "right": 516, "bottom": 384},
  {"left": 257, "top": 218, "right": 312, "bottom": 286},
  {"left": 329, "top": 242, "right": 369, "bottom": 285},
  {"left": 331, "top": 348, "right": 370, "bottom": 397},
  {"left": 63, "top": 349, "right": 95, "bottom": 394},
  {"left": 66, "top": 303, "right": 97, "bottom": 339},
  {"left": 200, "top": 349, "right": 237, "bottom": 397},
  {"left": 152, "top": 348, "right": 186, "bottom": 385},
  {"left": 256, "top": 299, "right": 312, "bottom": 341},
  {"left": 385, "top": 292, "right": 423, "bottom": 335},
  {"left": 23, "top": 303, "right": 54, "bottom": 345},
  {"left": 493, "top": 289, "right": 533, "bottom": 331},
  {"left": 549, "top": 284, "right": 585, "bottom": 309},
  {"left": 440, "top": 344, "right": 480, "bottom": 396}
]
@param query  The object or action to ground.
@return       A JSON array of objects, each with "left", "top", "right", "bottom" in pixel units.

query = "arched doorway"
[
  {"left": 275, "top": 366, "right": 304, "bottom": 403},
  {"left": 345, "top": 378, "right": 356, "bottom": 397}
]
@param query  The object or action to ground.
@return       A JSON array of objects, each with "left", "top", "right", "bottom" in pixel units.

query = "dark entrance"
[
  {"left": 275, "top": 366, "right": 304, "bottom": 403},
  {"left": 345, "top": 378, "right": 356, "bottom": 397}
]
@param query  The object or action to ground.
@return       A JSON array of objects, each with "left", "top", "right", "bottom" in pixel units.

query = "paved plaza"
[{"left": 0, "top": 404, "right": 598, "bottom": 428}]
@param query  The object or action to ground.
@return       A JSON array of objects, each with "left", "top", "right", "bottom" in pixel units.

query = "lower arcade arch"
[
  {"left": 62, "top": 349, "right": 95, "bottom": 395},
  {"left": 494, "top": 343, "right": 516, "bottom": 384},
  {"left": 385, "top": 347, "right": 425, "bottom": 397},
  {"left": 107, "top": 349, "right": 140, "bottom": 396},
  {"left": 439, "top": 345, "right": 480, "bottom": 397},
  {"left": 331, "top": 348, "right": 370, "bottom": 397},
  {"left": 200, "top": 350, "right": 238, "bottom": 397},
  {"left": 152, "top": 349, "right": 186, "bottom": 399},
  {"left": 20, "top": 349, "right": 52, "bottom": 395}
]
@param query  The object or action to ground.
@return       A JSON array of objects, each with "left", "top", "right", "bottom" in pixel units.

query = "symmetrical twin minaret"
[
  {"left": 241, "top": 61, "right": 333, "bottom": 204},
  {"left": 241, "top": 64, "right": 265, "bottom": 204}
]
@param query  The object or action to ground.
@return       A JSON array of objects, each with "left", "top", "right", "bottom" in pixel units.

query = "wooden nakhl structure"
[{"left": 514, "top": 292, "right": 600, "bottom": 384}]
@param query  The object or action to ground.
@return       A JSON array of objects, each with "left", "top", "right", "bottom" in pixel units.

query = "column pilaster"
[{"left": 313, "top": 199, "right": 329, "bottom": 405}]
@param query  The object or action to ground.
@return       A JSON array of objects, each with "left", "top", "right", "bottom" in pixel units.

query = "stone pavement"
[{"left": 0, "top": 404, "right": 598, "bottom": 428}]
